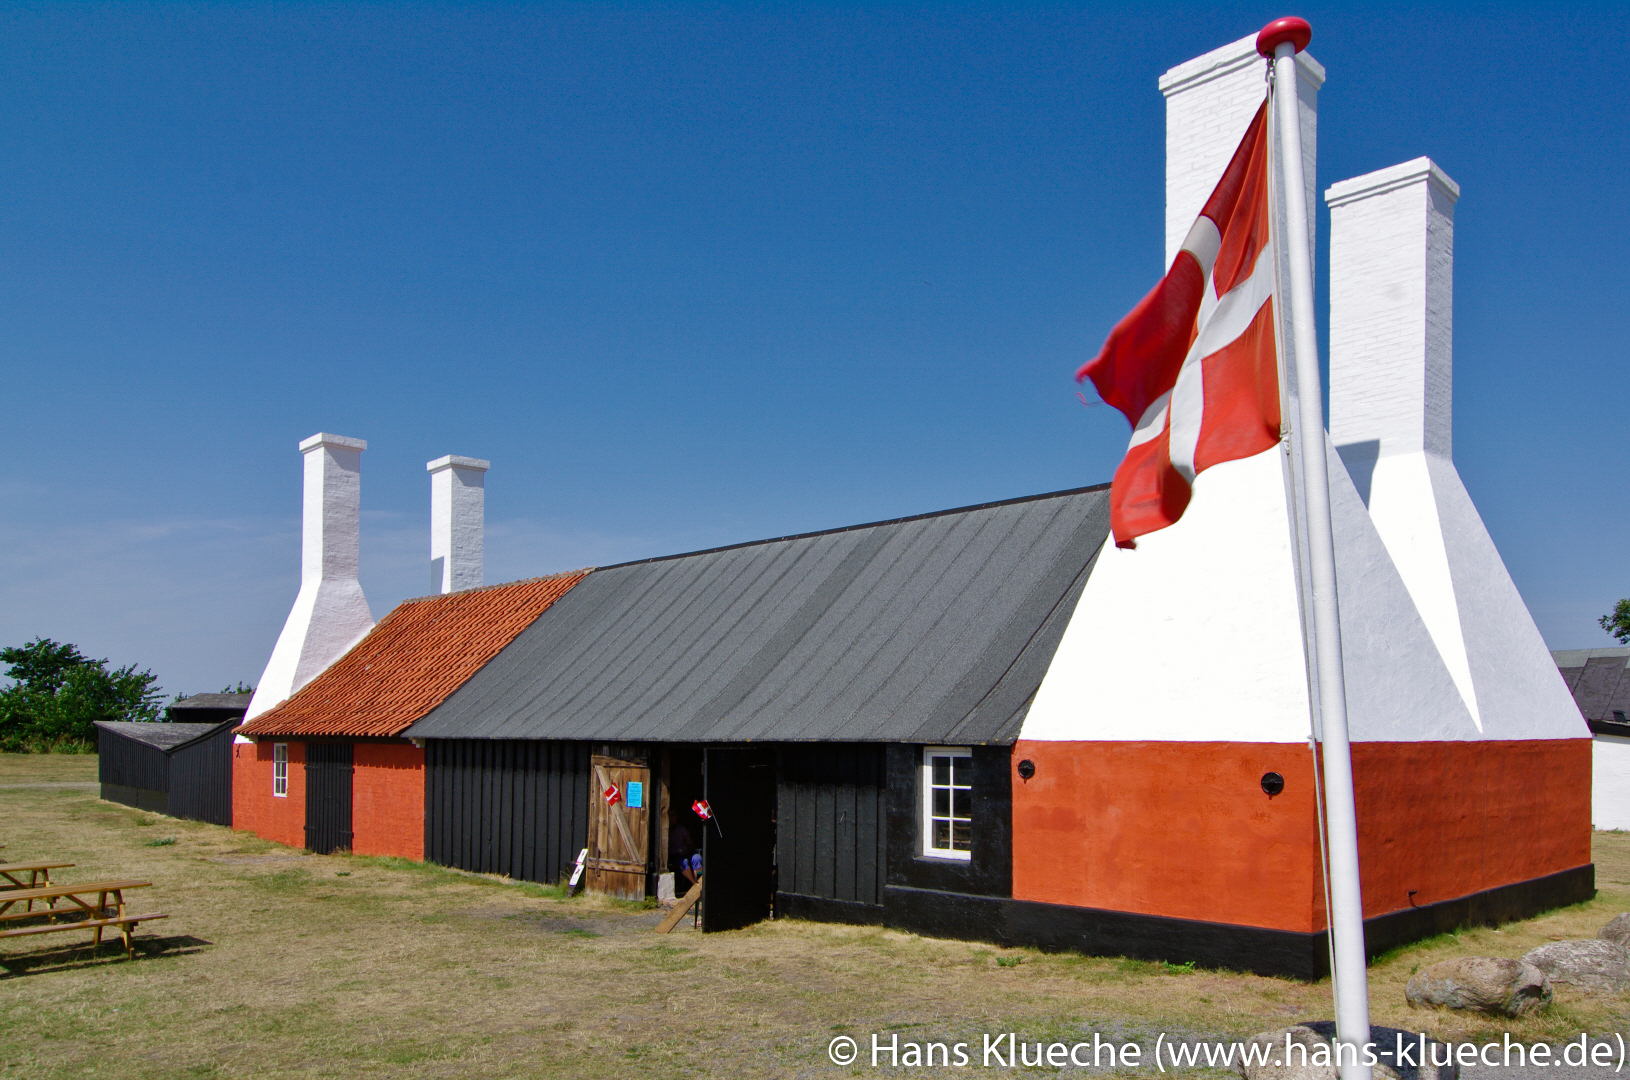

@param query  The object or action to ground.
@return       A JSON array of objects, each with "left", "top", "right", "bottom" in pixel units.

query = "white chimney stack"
[
  {"left": 1325, "top": 159, "right": 1479, "bottom": 727},
  {"left": 244, "top": 434, "right": 376, "bottom": 721},
  {"left": 1328, "top": 158, "right": 1459, "bottom": 467},
  {"left": 427, "top": 455, "right": 488, "bottom": 594},
  {"left": 1158, "top": 33, "right": 1323, "bottom": 269}
]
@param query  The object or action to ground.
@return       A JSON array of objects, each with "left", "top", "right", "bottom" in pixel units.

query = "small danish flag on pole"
[
  {"left": 691, "top": 799, "right": 711, "bottom": 819},
  {"left": 1078, "top": 99, "right": 1280, "bottom": 549},
  {"left": 602, "top": 783, "right": 621, "bottom": 806}
]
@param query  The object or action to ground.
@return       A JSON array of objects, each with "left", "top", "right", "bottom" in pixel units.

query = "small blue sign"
[{"left": 626, "top": 781, "right": 644, "bottom": 809}]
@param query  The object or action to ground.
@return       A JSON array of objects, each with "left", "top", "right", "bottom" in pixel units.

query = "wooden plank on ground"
[{"left": 655, "top": 880, "right": 702, "bottom": 934}]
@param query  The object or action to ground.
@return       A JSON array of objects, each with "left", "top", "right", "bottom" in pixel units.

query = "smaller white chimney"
[
  {"left": 1326, "top": 158, "right": 1479, "bottom": 728},
  {"left": 246, "top": 434, "right": 376, "bottom": 721},
  {"left": 427, "top": 455, "right": 488, "bottom": 594},
  {"left": 1328, "top": 157, "right": 1459, "bottom": 467}
]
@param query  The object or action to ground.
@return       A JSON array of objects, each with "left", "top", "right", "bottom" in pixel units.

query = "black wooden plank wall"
[
  {"left": 167, "top": 726, "right": 234, "bottom": 826},
  {"left": 776, "top": 744, "right": 886, "bottom": 910},
  {"left": 98, "top": 730, "right": 169, "bottom": 794},
  {"left": 424, "top": 740, "right": 591, "bottom": 886},
  {"left": 884, "top": 743, "right": 1012, "bottom": 898}
]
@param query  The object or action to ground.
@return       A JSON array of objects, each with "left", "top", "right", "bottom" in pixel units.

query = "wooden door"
[
  {"left": 304, "top": 743, "right": 354, "bottom": 855},
  {"left": 586, "top": 753, "right": 650, "bottom": 899}
]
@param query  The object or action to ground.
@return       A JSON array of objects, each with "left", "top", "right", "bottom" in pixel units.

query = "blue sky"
[{"left": 2, "top": 3, "right": 1625, "bottom": 698}]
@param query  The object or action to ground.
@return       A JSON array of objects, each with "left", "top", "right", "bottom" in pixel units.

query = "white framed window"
[
  {"left": 920, "top": 747, "right": 972, "bottom": 860},
  {"left": 273, "top": 743, "right": 289, "bottom": 797}
]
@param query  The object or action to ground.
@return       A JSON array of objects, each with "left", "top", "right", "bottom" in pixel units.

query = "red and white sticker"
[{"left": 603, "top": 784, "right": 622, "bottom": 806}]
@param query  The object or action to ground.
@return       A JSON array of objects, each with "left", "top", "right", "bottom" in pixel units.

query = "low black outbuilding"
[{"left": 96, "top": 719, "right": 237, "bottom": 825}]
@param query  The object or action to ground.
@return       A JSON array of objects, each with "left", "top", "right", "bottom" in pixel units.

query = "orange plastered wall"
[
  {"left": 1011, "top": 741, "right": 1322, "bottom": 931},
  {"left": 1011, "top": 738, "right": 1594, "bottom": 933},
  {"left": 232, "top": 739, "right": 306, "bottom": 849},
  {"left": 353, "top": 742, "right": 424, "bottom": 860},
  {"left": 1350, "top": 739, "right": 1591, "bottom": 917}
]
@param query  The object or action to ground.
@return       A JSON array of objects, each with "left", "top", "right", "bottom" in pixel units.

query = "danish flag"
[
  {"left": 602, "top": 783, "right": 621, "bottom": 806},
  {"left": 691, "top": 799, "right": 712, "bottom": 819},
  {"left": 1078, "top": 101, "right": 1281, "bottom": 548}
]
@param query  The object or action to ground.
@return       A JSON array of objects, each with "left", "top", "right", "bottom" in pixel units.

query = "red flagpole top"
[{"left": 1256, "top": 16, "right": 1312, "bottom": 57}]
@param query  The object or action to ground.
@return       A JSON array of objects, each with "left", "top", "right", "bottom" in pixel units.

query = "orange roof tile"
[{"left": 238, "top": 570, "right": 588, "bottom": 738}]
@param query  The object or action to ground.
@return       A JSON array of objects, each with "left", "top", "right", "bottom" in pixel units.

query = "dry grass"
[{"left": 1, "top": 753, "right": 1626, "bottom": 1078}]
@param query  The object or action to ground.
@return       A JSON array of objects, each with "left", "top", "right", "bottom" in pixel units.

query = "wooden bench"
[{"left": 0, "top": 881, "right": 166, "bottom": 958}]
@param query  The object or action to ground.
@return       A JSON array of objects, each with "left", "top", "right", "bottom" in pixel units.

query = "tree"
[
  {"left": 1602, "top": 600, "right": 1630, "bottom": 645},
  {"left": 0, "top": 639, "right": 164, "bottom": 752}
]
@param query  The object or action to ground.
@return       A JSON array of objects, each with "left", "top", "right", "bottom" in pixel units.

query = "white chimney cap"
[
  {"left": 299, "top": 432, "right": 368, "bottom": 453},
  {"left": 426, "top": 455, "right": 491, "bottom": 473},
  {"left": 1326, "top": 157, "right": 1459, "bottom": 208}
]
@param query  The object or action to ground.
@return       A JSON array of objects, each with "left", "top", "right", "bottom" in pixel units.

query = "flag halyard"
[{"left": 1078, "top": 101, "right": 1281, "bottom": 548}]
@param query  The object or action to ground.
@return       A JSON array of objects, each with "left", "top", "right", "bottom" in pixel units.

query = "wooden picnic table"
[
  {"left": 0, "top": 880, "right": 166, "bottom": 958},
  {"left": 0, "top": 862, "right": 74, "bottom": 893}
]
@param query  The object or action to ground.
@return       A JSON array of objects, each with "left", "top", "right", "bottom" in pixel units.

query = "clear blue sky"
[{"left": 2, "top": 3, "right": 1625, "bottom": 698}]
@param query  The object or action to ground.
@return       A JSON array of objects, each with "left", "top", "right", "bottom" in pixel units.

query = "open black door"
[
  {"left": 304, "top": 743, "right": 354, "bottom": 854},
  {"left": 701, "top": 746, "right": 776, "bottom": 932}
]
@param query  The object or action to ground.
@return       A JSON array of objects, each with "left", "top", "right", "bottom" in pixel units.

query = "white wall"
[{"left": 1594, "top": 734, "right": 1630, "bottom": 830}]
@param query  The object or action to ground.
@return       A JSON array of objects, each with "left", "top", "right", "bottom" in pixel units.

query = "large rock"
[
  {"left": 1236, "top": 1026, "right": 1333, "bottom": 1080},
  {"left": 1599, "top": 912, "right": 1630, "bottom": 946},
  {"left": 1404, "top": 956, "right": 1552, "bottom": 1016},
  {"left": 1521, "top": 939, "right": 1630, "bottom": 990},
  {"left": 1237, "top": 1023, "right": 1458, "bottom": 1080}
]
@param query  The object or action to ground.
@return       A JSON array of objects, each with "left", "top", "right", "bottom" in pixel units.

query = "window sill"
[{"left": 916, "top": 851, "right": 972, "bottom": 864}]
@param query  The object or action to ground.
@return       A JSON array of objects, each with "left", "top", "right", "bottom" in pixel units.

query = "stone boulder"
[
  {"left": 1236, "top": 1026, "right": 1333, "bottom": 1080},
  {"left": 1521, "top": 939, "right": 1630, "bottom": 991},
  {"left": 1599, "top": 912, "right": 1630, "bottom": 946},
  {"left": 1237, "top": 1023, "right": 1458, "bottom": 1080},
  {"left": 1404, "top": 956, "right": 1552, "bottom": 1016}
]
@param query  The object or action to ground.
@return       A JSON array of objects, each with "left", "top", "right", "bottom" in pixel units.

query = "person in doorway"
[{"left": 667, "top": 805, "right": 701, "bottom": 893}]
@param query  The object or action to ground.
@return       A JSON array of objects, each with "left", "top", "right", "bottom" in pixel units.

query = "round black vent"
[
  {"left": 1261, "top": 771, "right": 1285, "bottom": 797},
  {"left": 1016, "top": 759, "right": 1036, "bottom": 781}
]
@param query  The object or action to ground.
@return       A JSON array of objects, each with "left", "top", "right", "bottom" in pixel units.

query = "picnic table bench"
[{"left": 0, "top": 881, "right": 166, "bottom": 958}]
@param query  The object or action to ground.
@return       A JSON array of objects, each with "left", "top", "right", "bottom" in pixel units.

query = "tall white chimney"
[
  {"left": 1159, "top": 33, "right": 1323, "bottom": 269},
  {"left": 244, "top": 434, "right": 376, "bottom": 721},
  {"left": 1326, "top": 160, "right": 1478, "bottom": 727},
  {"left": 1327, "top": 160, "right": 1583, "bottom": 739},
  {"left": 427, "top": 455, "right": 488, "bottom": 593},
  {"left": 1328, "top": 159, "right": 1459, "bottom": 468}
]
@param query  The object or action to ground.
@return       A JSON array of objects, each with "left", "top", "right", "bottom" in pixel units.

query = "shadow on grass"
[{"left": 0, "top": 933, "right": 211, "bottom": 976}]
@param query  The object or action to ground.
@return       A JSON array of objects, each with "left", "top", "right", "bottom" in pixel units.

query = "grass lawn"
[{"left": 1, "top": 752, "right": 1626, "bottom": 1078}]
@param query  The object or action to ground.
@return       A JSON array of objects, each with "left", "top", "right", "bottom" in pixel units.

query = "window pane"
[
  {"left": 932, "top": 757, "right": 950, "bottom": 785},
  {"left": 952, "top": 756, "right": 971, "bottom": 786},
  {"left": 952, "top": 821, "right": 971, "bottom": 850},
  {"left": 933, "top": 820, "right": 951, "bottom": 849},
  {"left": 952, "top": 789, "right": 972, "bottom": 818},
  {"left": 933, "top": 789, "right": 949, "bottom": 816}
]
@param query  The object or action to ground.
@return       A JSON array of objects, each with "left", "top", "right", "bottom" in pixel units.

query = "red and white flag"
[
  {"left": 603, "top": 783, "right": 621, "bottom": 806},
  {"left": 691, "top": 799, "right": 712, "bottom": 819},
  {"left": 1077, "top": 101, "right": 1281, "bottom": 548}
]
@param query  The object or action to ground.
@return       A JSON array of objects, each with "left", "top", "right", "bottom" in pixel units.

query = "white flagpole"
[{"left": 1258, "top": 18, "right": 1372, "bottom": 1079}]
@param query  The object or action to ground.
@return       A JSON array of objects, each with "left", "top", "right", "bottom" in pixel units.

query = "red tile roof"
[{"left": 237, "top": 571, "right": 587, "bottom": 738}]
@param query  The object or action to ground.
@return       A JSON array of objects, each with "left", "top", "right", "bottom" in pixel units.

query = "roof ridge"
[
  {"left": 392, "top": 567, "right": 595, "bottom": 607},
  {"left": 594, "top": 484, "right": 1111, "bottom": 572}
]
